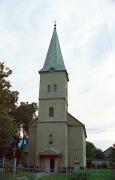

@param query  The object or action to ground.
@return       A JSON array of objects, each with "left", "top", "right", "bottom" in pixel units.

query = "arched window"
[
  {"left": 49, "top": 134, "right": 53, "bottom": 144},
  {"left": 49, "top": 107, "right": 54, "bottom": 117}
]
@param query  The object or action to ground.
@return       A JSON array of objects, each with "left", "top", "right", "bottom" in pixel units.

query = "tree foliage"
[
  {"left": 95, "top": 149, "right": 105, "bottom": 159},
  {"left": 0, "top": 62, "right": 38, "bottom": 161},
  {"left": 86, "top": 141, "right": 104, "bottom": 159},
  {"left": 86, "top": 141, "right": 96, "bottom": 159},
  {"left": 0, "top": 62, "right": 19, "bottom": 145},
  {"left": 14, "top": 102, "right": 38, "bottom": 134}
]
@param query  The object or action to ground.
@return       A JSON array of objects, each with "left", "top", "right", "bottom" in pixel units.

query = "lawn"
[
  {"left": 0, "top": 174, "right": 13, "bottom": 180},
  {"left": 38, "top": 169, "right": 115, "bottom": 180},
  {"left": 0, "top": 169, "right": 115, "bottom": 180}
]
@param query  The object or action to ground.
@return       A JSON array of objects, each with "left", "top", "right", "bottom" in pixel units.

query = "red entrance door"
[{"left": 50, "top": 158, "right": 54, "bottom": 172}]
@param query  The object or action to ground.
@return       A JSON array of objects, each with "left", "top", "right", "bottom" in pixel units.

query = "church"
[{"left": 27, "top": 24, "right": 87, "bottom": 171}]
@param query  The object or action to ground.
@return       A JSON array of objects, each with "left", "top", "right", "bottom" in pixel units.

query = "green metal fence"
[
  {"left": 0, "top": 168, "right": 115, "bottom": 180},
  {"left": 0, "top": 158, "right": 115, "bottom": 180},
  {"left": 46, "top": 169, "right": 115, "bottom": 180}
]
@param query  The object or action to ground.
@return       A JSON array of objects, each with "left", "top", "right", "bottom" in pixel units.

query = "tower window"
[
  {"left": 49, "top": 134, "right": 53, "bottom": 144},
  {"left": 48, "top": 85, "right": 51, "bottom": 92},
  {"left": 49, "top": 107, "right": 54, "bottom": 117},
  {"left": 53, "top": 84, "right": 57, "bottom": 92}
]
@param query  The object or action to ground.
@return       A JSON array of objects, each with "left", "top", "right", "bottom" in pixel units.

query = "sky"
[{"left": 0, "top": 0, "right": 115, "bottom": 151}]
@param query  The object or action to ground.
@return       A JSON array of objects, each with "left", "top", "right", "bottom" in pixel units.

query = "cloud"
[
  {"left": 88, "top": 127, "right": 115, "bottom": 150},
  {"left": 0, "top": 0, "right": 115, "bottom": 150}
]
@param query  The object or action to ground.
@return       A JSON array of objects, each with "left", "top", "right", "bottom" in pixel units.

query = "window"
[
  {"left": 49, "top": 107, "right": 54, "bottom": 117},
  {"left": 47, "top": 85, "right": 57, "bottom": 92},
  {"left": 50, "top": 67, "right": 55, "bottom": 71},
  {"left": 53, "top": 84, "right": 57, "bottom": 92},
  {"left": 49, "top": 134, "right": 53, "bottom": 144},
  {"left": 48, "top": 85, "right": 51, "bottom": 92}
]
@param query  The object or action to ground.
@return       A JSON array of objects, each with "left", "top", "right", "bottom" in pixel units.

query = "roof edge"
[
  {"left": 39, "top": 69, "right": 69, "bottom": 81},
  {"left": 68, "top": 113, "right": 87, "bottom": 138}
]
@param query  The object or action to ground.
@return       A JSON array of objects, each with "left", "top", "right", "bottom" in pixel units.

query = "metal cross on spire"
[{"left": 54, "top": 20, "right": 56, "bottom": 30}]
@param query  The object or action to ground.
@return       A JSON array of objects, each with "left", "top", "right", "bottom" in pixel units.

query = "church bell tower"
[
  {"left": 36, "top": 24, "right": 69, "bottom": 169},
  {"left": 39, "top": 23, "right": 69, "bottom": 123}
]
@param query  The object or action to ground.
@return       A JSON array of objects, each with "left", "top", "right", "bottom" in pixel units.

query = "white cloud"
[{"left": 0, "top": 0, "right": 115, "bottom": 150}]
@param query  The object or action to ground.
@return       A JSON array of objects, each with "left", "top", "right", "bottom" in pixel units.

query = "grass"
[
  {"left": 0, "top": 169, "right": 115, "bottom": 180},
  {"left": 38, "top": 174, "right": 67, "bottom": 180},
  {"left": 0, "top": 173, "right": 13, "bottom": 180},
  {"left": 38, "top": 169, "right": 115, "bottom": 180}
]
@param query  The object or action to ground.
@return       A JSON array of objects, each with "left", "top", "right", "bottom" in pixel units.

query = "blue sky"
[{"left": 0, "top": 0, "right": 115, "bottom": 150}]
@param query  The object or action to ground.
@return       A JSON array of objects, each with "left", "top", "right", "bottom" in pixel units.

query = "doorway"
[{"left": 50, "top": 158, "right": 55, "bottom": 172}]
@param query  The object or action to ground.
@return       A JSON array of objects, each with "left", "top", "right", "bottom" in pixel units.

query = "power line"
[{"left": 97, "top": 0, "right": 115, "bottom": 58}]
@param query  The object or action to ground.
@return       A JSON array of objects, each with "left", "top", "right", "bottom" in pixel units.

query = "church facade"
[{"left": 28, "top": 25, "right": 87, "bottom": 171}]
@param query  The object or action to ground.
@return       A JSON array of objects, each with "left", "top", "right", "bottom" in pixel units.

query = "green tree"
[
  {"left": 14, "top": 102, "right": 38, "bottom": 156},
  {"left": 0, "top": 62, "right": 19, "bottom": 146},
  {"left": 86, "top": 141, "right": 97, "bottom": 159},
  {"left": 14, "top": 102, "right": 38, "bottom": 135},
  {"left": 95, "top": 149, "right": 105, "bottom": 159},
  {"left": 86, "top": 141, "right": 104, "bottom": 159}
]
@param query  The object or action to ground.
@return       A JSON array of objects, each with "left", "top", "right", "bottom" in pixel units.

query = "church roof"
[
  {"left": 40, "top": 25, "right": 66, "bottom": 72},
  {"left": 67, "top": 113, "right": 87, "bottom": 138}
]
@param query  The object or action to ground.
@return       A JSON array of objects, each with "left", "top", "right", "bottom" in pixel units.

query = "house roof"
[
  {"left": 104, "top": 147, "right": 113, "bottom": 154},
  {"left": 40, "top": 25, "right": 66, "bottom": 72}
]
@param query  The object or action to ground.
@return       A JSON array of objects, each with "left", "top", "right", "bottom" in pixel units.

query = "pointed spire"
[{"left": 40, "top": 24, "right": 66, "bottom": 72}]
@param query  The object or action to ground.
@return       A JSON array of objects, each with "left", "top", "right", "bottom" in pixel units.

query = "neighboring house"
[
  {"left": 104, "top": 147, "right": 113, "bottom": 160},
  {"left": 27, "top": 24, "right": 87, "bottom": 171},
  {"left": 90, "top": 159, "right": 110, "bottom": 168},
  {"left": 104, "top": 147, "right": 115, "bottom": 165},
  {"left": 87, "top": 147, "right": 114, "bottom": 168},
  {"left": 104, "top": 146, "right": 115, "bottom": 167}
]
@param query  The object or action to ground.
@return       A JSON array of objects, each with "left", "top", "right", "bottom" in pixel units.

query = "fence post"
[
  {"left": 13, "top": 158, "right": 17, "bottom": 177},
  {"left": 2, "top": 156, "right": 5, "bottom": 174},
  {"left": 66, "top": 167, "right": 68, "bottom": 180}
]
